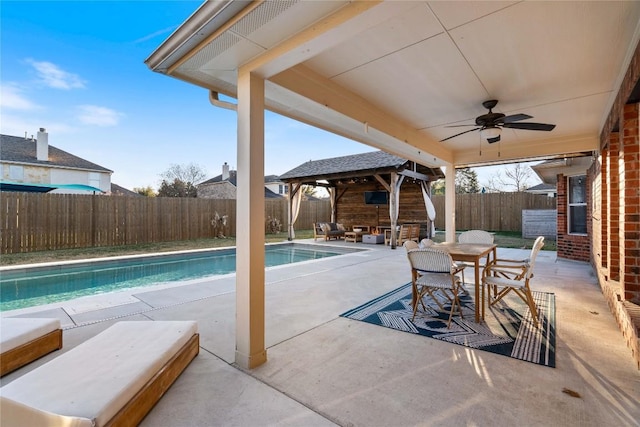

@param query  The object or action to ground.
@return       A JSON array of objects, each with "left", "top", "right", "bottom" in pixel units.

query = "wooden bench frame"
[
  {"left": 105, "top": 333, "right": 199, "bottom": 426},
  {"left": 1, "top": 323, "right": 199, "bottom": 427},
  {"left": 0, "top": 329, "right": 62, "bottom": 377}
]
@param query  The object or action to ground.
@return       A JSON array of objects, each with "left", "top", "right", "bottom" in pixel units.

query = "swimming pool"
[{"left": 0, "top": 243, "right": 363, "bottom": 311}]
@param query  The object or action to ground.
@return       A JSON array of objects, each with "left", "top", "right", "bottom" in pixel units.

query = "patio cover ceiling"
[{"left": 146, "top": 1, "right": 640, "bottom": 170}]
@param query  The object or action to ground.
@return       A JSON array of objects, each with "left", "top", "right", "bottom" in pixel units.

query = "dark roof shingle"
[
  {"left": 0, "top": 134, "right": 112, "bottom": 172},
  {"left": 279, "top": 150, "right": 407, "bottom": 180}
]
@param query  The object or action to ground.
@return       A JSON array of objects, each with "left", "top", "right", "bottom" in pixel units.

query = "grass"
[{"left": 0, "top": 229, "right": 553, "bottom": 267}]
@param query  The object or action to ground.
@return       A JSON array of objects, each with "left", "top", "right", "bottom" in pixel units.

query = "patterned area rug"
[{"left": 341, "top": 283, "right": 556, "bottom": 367}]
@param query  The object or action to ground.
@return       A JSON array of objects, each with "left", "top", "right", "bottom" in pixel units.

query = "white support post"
[
  {"left": 235, "top": 71, "right": 267, "bottom": 369},
  {"left": 445, "top": 164, "right": 456, "bottom": 242}
]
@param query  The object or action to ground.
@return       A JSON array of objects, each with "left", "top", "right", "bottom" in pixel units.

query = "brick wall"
[
  {"left": 622, "top": 103, "right": 640, "bottom": 302},
  {"left": 593, "top": 41, "right": 640, "bottom": 368}
]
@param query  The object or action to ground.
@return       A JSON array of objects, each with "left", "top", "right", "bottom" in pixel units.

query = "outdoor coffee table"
[
  {"left": 433, "top": 242, "right": 497, "bottom": 323},
  {"left": 344, "top": 231, "right": 360, "bottom": 243}
]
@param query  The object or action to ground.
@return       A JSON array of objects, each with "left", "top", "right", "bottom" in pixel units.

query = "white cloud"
[
  {"left": 133, "top": 26, "right": 177, "bottom": 44},
  {"left": 26, "top": 59, "right": 86, "bottom": 90},
  {"left": 0, "top": 84, "right": 41, "bottom": 111},
  {"left": 76, "top": 105, "right": 123, "bottom": 126}
]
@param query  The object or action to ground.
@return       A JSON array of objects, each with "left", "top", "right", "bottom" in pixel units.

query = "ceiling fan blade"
[
  {"left": 439, "top": 127, "right": 480, "bottom": 142},
  {"left": 444, "top": 124, "right": 478, "bottom": 128},
  {"left": 501, "top": 113, "right": 533, "bottom": 123},
  {"left": 487, "top": 135, "right": 501, "bottom": 144},
  {"left": 503, "top": 122, "right": 556, "bottom": 131}
]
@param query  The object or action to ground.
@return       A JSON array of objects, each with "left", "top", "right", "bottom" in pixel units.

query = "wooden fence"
[
  {"left": 431, "top": 193, "right": 557, "bottom": 232},
  {"left": 0, "top": 192, "right": 555, "bottom": 254},
  {"left": 0, "top": 193, "right": 331, "bottom": 254}
]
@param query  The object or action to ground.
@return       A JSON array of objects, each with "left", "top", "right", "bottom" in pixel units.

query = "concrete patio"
[{"left": 1, "top": 240, "right": 639, "bottom": 426}]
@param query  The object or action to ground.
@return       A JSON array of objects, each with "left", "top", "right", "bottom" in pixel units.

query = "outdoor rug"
[{"left": 341, "top": 283, "right": 556, "bottom": 367}]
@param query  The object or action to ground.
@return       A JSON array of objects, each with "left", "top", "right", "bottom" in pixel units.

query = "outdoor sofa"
[
  {"left": 0, "top": 320, "right": 199, "bottom": 427},
  {"left": 0, "top": 317, "right": 62, "bottom": 377},
  {"left": 313, "top": 222, "right": 346, "bottom": 241}
]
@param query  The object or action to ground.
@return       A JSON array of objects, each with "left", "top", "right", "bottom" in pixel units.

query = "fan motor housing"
[{"left": 476, "top": 112, "right": 505, "bottom": 126}]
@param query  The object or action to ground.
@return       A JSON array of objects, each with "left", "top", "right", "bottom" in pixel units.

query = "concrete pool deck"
[{"left": 1, "top": 239, "right": 639, "bottom": 426}]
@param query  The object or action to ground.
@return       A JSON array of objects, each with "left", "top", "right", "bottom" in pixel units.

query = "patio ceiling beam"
[{"left": 269, "top": 65, "right": 454, "bottom": 164}]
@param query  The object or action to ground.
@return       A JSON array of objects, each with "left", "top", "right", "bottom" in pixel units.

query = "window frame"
[{"left": 567, "top": 174, "right": 587, "bottom": 235}]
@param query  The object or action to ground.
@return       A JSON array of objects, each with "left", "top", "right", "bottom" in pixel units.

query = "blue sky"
[{"left": 0, "top": 0, "right": 377, "bottom": 191}]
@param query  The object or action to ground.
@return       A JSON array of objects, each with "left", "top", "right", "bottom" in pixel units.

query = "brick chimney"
[
  {"left": 222, "top": 162, "right": 230, "bottom": 180},
  {"left": 36, "top": 128, "right": 48, "bottom": 161}
]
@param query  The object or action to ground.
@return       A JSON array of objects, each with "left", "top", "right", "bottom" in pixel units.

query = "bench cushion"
[
  {"left": 0, "top": 318, "right": 61, "bottom": 353},
  {"left": 1, "top": 320, "right": 198, "bottom": 427}
]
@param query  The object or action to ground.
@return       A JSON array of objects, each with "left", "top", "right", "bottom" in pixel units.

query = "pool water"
[{"left": 0, "top": 243, "right": 360, "bottom": 311}]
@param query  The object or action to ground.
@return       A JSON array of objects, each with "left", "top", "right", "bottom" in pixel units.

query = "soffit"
[{"left": 147, "top": 0, "right": 640, "bottom": 169}]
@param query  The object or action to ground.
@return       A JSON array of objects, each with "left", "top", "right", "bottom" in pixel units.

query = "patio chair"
[
  {"left": 483, "top": 236, "right": 545, "bottom": 327},
  {"left": 387, "top": 224, "right": 420, "bottom": 246},
  {"left": 406, "top": 248, "right": 464, "bottom": 327},
  {"left": 484, "top": 236, "right": 545, "bottom": 282},
  {"left": 455, "top": 230, "right": 495, "bottom": 294}
]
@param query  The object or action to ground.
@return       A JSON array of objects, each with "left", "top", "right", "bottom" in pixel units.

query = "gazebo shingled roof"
[{"left": 279, "top": 150, "right": 444, "bottom": 183}]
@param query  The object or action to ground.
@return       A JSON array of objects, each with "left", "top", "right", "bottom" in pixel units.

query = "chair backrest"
[
  {"left": 399, "top": 225, "right": 411, "bottom": 240},
  {"left": 524, "top": 236, "right": 545, "bottom": 279},
  {"left": 403, "top": 240, "right": 419, "bottom": 255},
  {"left": 420, "top": 238, "right": 434, "bottom": 248},
  {"left": 458, "top": 230, "right": 494, "bottom": 244},
  {"left": 407, "top": 248, "right": 454, "bottom": 274}
]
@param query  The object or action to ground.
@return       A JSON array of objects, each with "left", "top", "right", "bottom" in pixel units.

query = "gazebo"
[{"left": 279, "top": 150, "right": 444, "bottom": 248}]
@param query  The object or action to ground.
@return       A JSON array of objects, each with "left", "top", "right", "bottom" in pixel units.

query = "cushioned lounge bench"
[
  {"left": 313, "top": 222, "right": 346, "bottom": 241},
  {"left": 1, "top": 320, "right": 199, "bottom": 427},
  {"left": 1, "top": 318, "right": 62, "bottom": 377}
]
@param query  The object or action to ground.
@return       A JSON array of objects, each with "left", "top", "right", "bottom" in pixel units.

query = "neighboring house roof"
[
  {"left": 526, "top": 183, "right": 556, "bottom": 194},
  {"left": 111, "top": 183, "right": 141, "bottom": 196},
  {"left": 264, "top": 175, "right": 283, "bottom": 184},
  {"left": 0, "top": 134, "right": 112, "bottom": 173},
  {"left": 198, "top": 170, "right": 282, "bottom": 198},
  {"left": 279, "top": 150, "right": 444, "bottom": 181},
  {"left": 531, "top": 156, "right": 593, "bottom": 185}
]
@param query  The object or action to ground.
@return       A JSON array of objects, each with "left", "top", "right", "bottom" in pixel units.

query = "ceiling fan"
[{"left": 440, "top": 100, "right": 556, "bottom": 143}]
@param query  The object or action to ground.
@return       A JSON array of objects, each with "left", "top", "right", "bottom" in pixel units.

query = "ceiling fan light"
[{"left": 480, "top": 127, "right": 501, "bottom": 140}]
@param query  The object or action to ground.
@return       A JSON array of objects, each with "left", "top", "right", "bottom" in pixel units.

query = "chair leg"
[
  {"left": 446, "top": 288, "right": 463, "bottom": 328},
  {"left": 524, "top": 288, "right": 539, "bottom": 328}
]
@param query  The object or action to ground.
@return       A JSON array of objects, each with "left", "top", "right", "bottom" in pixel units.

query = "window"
[
  {"left": 278, "top": 184, "right": 288, "bottom": 195},
  {"left": 568, "top": 175, "right": 587, "bottom": 234}
]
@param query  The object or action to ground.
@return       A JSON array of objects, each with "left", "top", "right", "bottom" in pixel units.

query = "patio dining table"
[{"left": 433, "top": 242, "right": 497, "bottom": 323}]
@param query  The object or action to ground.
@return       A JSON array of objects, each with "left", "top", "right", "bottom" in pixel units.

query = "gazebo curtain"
[
  {"left": 288, "top": 183, "right": 303, "bottom": 239},
  {"left": 420, "top": 180, "right": 436, "bottom": 237},
  {"left": 328, "top": 187, "right": 336, "bottom": 223}
]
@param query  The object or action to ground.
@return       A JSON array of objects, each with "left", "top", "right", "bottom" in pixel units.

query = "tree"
[
  {"left": 455, "top": 168, "right": 480, "bottom": 194},
  {"left": 482, "top": 163, "right": 538, "bottom": 192},
  {"left": 157, "top": 163, "right": 208, "bottom": 197},
  {"left": 430, "top": 168, "right": 479, "bottom": 194},
  {"left": 302, "top": 184, "right": 318, "bottom": 198},
  {"left": 134, "top": 186, "right": 156, "bottom": 197},
  {"left": 157, "top": 178, "right": 197, "bottom": 197},
  {"left": 160, "top": 163, "right": 208, "bottom": 187}
]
